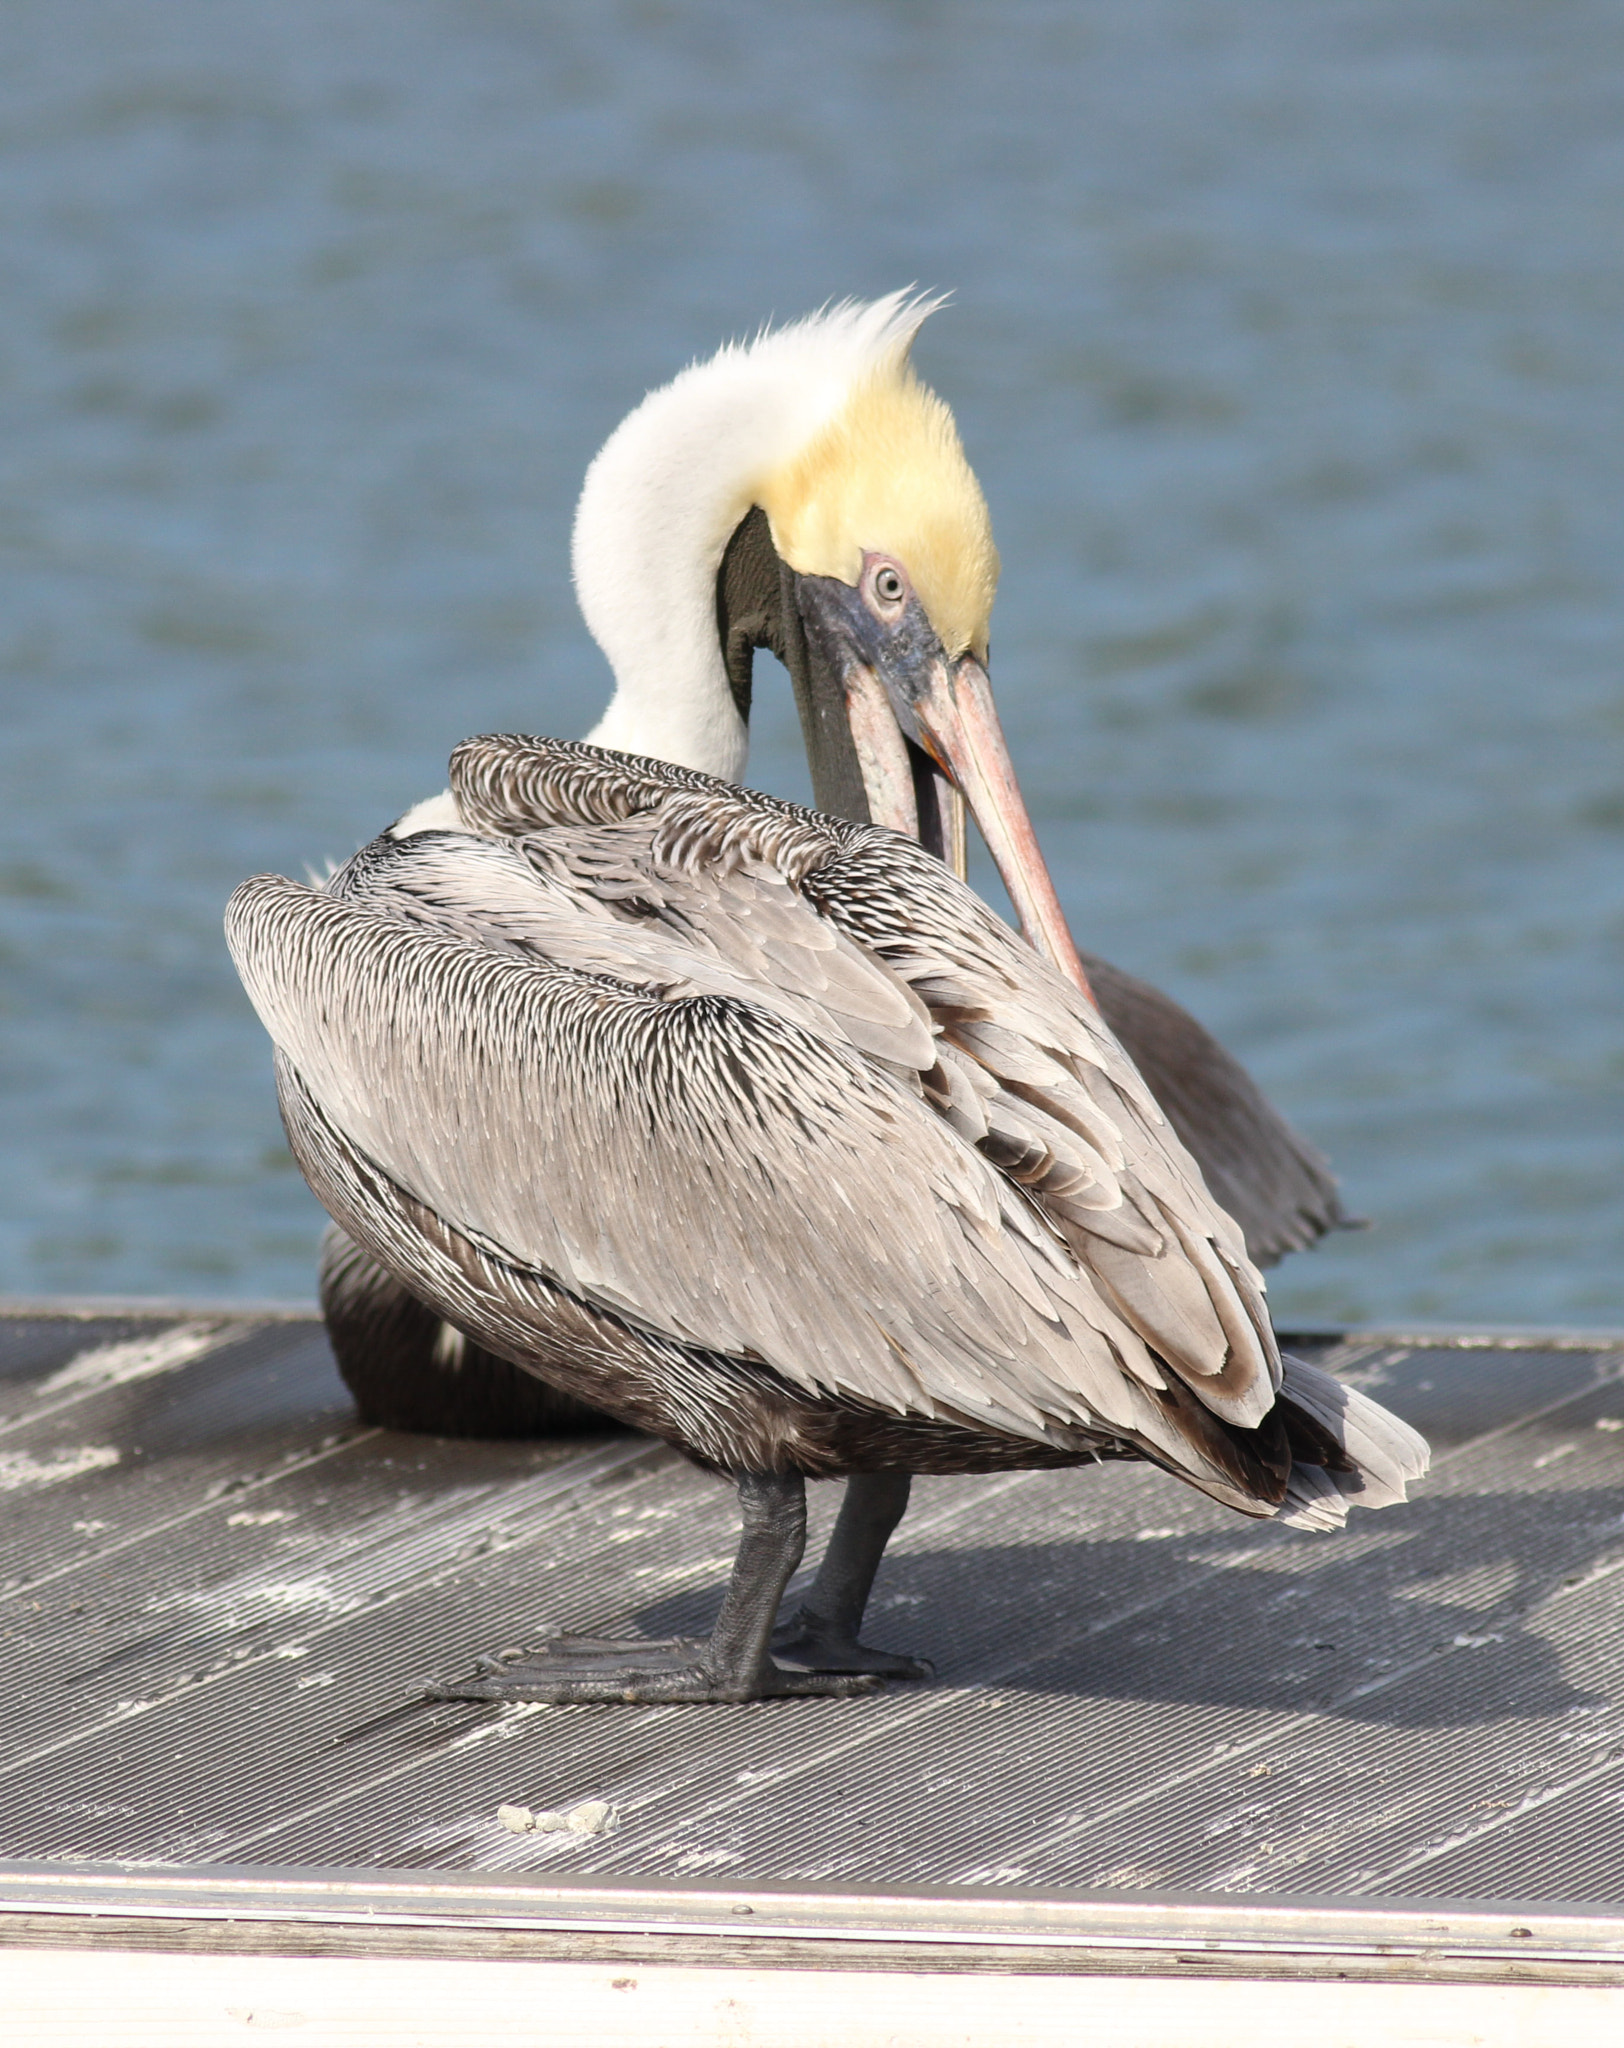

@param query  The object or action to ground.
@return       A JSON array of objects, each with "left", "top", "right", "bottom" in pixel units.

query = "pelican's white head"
[
  {"left": 575, "top": 291, "right": 998, "bottom": 781},
  {"left": 573, "top": 292, "right": 1085, "bottom": 992},
  {"left": 398, "top": 295, "right": 1075, "bottom": 983}
]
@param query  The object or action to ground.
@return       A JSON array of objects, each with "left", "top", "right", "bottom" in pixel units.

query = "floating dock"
[{"left": 2, "top": 1301, "right": 1623, "bottom": 2041}]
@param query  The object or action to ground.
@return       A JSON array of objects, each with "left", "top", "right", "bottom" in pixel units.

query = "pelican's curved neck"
[{"left": 573, "top": 367, "right": 813, "bottom": 783}]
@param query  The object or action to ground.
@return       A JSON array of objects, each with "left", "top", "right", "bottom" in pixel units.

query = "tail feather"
[{"left": 1272, "top": 1351, "right": 1431, "bottom": 1530}]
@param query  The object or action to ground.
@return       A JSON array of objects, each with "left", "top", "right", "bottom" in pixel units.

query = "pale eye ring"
[{"left": 872, "top": 564, "right": 906, "bottom": 606}]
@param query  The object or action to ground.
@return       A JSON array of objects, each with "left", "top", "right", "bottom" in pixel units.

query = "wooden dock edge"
[
  {"left": 3, "top": 1862, "right": 1624, "bottom": 2046},
  {"left": 1, "top": 1858, "right": 1622, "bottom": 1986}
]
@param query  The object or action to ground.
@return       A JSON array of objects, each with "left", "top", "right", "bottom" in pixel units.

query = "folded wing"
[{"left": 225, "top": 732, "right": 1421, "bottom": 1518}]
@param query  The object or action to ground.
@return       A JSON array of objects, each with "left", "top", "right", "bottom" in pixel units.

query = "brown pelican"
[
  {"left": 322, "top": 296, "right": 1352, "bottom": 1441},
  {"left": 228, "top": 297, "right": 1424, "bottom": 1703}
]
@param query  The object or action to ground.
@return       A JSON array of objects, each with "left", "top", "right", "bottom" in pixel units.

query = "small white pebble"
[{"left": 498, "top": 1798, "right": 614, "bottom": 1836}]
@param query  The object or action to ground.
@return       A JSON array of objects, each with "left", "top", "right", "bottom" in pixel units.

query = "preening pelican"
[
  {"left": 229, "top": 297, "right": 1424, "bottom": 1703},
  {"left": 324, "top": 295, "right": 1351, "bottom": 1440}
]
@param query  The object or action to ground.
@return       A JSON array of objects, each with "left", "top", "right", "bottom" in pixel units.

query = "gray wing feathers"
[
  {"left": 228, "top": 862, "right": 1164, "bottom": 1449},
  {"left": 450, "top": 734, "right": 1288, "bottom": 1442},
  {"left": 447, "top": 730, "right": 1350, "bottom": 1268},
  {"left": 632, "top": 802, "right": 1278, "bottom": 1432},
  {"left": 228, "top": 733, "right": 1420, "bottom": 1514},
  {"left": 1274, "top": 1352, "right": 1431, "bottom": 1529},
  {"left": 352, "top": 827, "right": 936, "bottom": 1076},
  {"left": 798, "top": 824, "right": 1281, "bottom": 1428}
]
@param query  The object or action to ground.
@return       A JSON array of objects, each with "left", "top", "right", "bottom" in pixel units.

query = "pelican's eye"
[{"left": 863, "top": 557, "right": 909, "bottom": 620}]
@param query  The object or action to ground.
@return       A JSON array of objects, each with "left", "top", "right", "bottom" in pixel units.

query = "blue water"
[{"left": 1, "top": 0, "right": 1620, "bottom": 1328}]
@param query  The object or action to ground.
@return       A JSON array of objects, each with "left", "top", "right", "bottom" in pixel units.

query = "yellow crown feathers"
[{"left": 757, "top": 355, "right": 1000, "bottom": 663}]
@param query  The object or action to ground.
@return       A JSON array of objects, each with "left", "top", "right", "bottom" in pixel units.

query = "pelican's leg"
[
  {"left": 428, "top": 1472, "right": 879, "bottom": 1704},
  {"left": 773, "top": 1473, "right": 933, "bottom": 1679}
]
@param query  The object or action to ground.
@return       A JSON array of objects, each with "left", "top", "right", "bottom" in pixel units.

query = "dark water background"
[{"left": 1, "top": 0, "right": 1620, "bottom": 1328}]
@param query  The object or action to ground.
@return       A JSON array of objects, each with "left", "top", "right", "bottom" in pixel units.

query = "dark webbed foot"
[
  {"left": 772, "top": 1606, "right": 934, "bottom": 1679},
  {"left": 427, "top": 1472, "right": 896, "bottom": 1706},
  {"left": 428, "top": 1634, "right": 877, "bottom": 1704}
]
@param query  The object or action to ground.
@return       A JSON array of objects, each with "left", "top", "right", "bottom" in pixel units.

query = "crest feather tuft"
[{"left": 753, "top": 304, "right": 998, "bottom": 660}]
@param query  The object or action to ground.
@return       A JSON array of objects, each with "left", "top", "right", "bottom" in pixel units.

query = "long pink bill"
[{"left": 910, "top": 653, "right": 1097, "bottom": 1007}]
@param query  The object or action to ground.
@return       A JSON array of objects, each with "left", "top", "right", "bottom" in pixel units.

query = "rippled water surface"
[{"left": 2, "top": 0, "right": 1621, "bottom": 1326}]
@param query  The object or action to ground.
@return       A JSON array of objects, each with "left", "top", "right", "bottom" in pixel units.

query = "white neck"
[
  {"left": 388, "top": 298, "right": 938, "bottom": 842},
  {"left": 575, "top": 294, "right": 938, "bottom": 780}
]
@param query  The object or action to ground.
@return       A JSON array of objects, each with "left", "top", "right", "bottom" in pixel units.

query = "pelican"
[
  {"left": 228, "top": 296, "right": 1425, "bottom": 1703},
  {"left": 322, "top": 296, "right": 1353, "bottom": 1441}
]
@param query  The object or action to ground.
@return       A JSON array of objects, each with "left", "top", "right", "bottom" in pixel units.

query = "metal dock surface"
[{"left": 4, "top": 1300, "right": 1624, "bottom": 2024}]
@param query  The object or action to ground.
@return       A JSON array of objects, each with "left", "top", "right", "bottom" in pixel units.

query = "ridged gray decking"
[{"left": 3, "top": 1301, "right": 1623, "bottom": 1978}]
